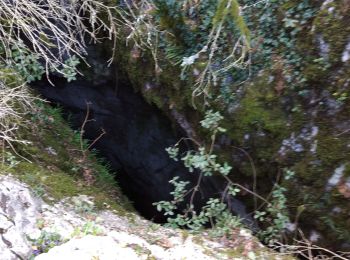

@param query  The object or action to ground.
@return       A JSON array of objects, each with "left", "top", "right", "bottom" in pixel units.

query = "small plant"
[
  {"left": 60, "top": 55, "right": 80, "bottom": 82},
  {"left": 71, "top": 195, "right": 95, "bottom": 215},
  {"left": 71, "top": 221, "right": 104, "bottom": 238},
  {"left": 283, "top": 168, "right": 295, "bottom": 181},
  {"left": 11, "top": 44, "right": 45, "bottom": 83},
  {"left": 32, "top": 184, "right": 46, "bottom": 198},
  {"left": 333, "top": 91, "right": 348, "bottom": 104},
  {"left": 0, "top": 0, "right": 120, "bottom": 80},
  {"left": 255, "top": 184, "right": 290, "bottom": 244},
  {"left": 118, "top": 0, "right": 251, "bottom": 104},
  {"left": 29, "top": 231, "right": 64, "bottom": 258},
  {"left": 3, "top": 152, "right": 19, "bottom": 167},
  {"left": 8, "top": 44, "right": 81, "bottom": 83}
]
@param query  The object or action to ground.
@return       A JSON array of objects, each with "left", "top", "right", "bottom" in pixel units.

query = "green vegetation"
[
  {"left": 155, "top": 110, "right": 291, "bottom": 244},
  {"left": 113, "top": 0, "right": 350, "bottom": 255},
  {"left": 0, "top": 98, "right": 132, "bottom": 214},
  {"left": 0, "top": 0, "right": 134, "bottom": 216},
  {"left": 29, "top": 231, "right": 65, "bottom": 258}
]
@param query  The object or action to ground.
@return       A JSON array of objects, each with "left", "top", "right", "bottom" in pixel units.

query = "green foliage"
[
  {"left": 155, "top": 176, "right": 242, "bottom": 234},
  {"left": 181, "top": 147, "right": 232, "bottom": 176},
  {"left": 242, "top": 0, "right": 318, "bottom": 92},
  {"left": 165, "top": 146, "right": 179, "bottom": 161},
  {"left": 0, "top": 0, "right": 118, "bottom": 86},
  {"left": 155, "top": 110, "right": 291, "bottom": 242},
  {"left": 61, "top": 56, "right": 80, "bottom": 82},
  {"left": 154, "top": 111, "right": 240, "bottom": 233},
  {"left": 11, "top": 45, "right": 45, "bottom": 82},
  {"left": 333, "top": 91, "right": 348, "bottom": 104},
  {"left": 71, "top": 221, "right": 104, "bottom": 237},
  {"left": 4, "top": 152, "right": 20, "bottom": 168},
  {"left": 28, "top": 102, "right": 118, "bottom": 190},
  {"left": 179, "top": 111, "right": 231, "bottom": 177},
  {"left": 29, "top": 231, "right": 64, "bottom": 258},
  {"left": 200, "top": 110, "right": 225, "bottom": 132},
  {"left": 32, "top": 185, "right": 46, "bottom": 198},
  {"left": 119, "top": 0, "right": 350, "bottom": 251},
  {"left": 3, "top": 43, "right": 80, "bottom": 83},
  {"left": 71, "top": 196, "right": 95, "bottom": 215},
  {"left": 125, "top": 0, "right": 251, "bottom": 102},
  {"left": 1, "top": 99, "right": 131, "bottom": 215},
  {"left": 213, "top": 0, "right": 250, "bottom": 44},
  {"left": 155, "top": 176, "right": 189, "bottom": 216},
  {"left": 255, "top": 184, "right": 290, "bottom": 244},
  {"left": 283, "top": 168, "right": 295, "bottom": 181},
  {"left": 91, "top": 153, "right": 117, "bottom": 187}
]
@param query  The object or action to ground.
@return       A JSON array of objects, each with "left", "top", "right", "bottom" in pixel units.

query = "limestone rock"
[
  {"left": 0, "top": 175, "right": 41, "bottom": 260},
  {"left": 35, "top": 235, "right": 140, "bottom": 260},
  {"left": 0, "top": 175, "right": 287, "bottom": 260}
]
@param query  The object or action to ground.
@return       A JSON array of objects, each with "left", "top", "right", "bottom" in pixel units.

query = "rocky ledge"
[{"left": 0, "top": 175, "right": 292, "bottom": 260}]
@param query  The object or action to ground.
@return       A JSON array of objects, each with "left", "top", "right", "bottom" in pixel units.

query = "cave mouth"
[
  {"left": 31, "top": 42, "right": 253, "bottom": 228},
  {"left": 32, "top": 71, "right": 204, "bottom": 223},
  {"left": 33, "top": 71, "right": 253, "bottom": 229}
]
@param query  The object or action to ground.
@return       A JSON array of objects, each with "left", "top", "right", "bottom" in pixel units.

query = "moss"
[
  {"left": 0, "top": 98, "right": 133, "bottom": 216},
  {"left": 291, "top": 29, "right": 350, "bottom": 243},
  {"left": 0, "top": 67, "right": 25, "bottom": 87},
  {"left": 312, "top": 1, "right": 350, "bottom": 64},
  {"left": 221, "top": 73, "right": 291, "bottom": 174},
  {"left": 280, "top": 114, "right": 350, "bottom": 246}
]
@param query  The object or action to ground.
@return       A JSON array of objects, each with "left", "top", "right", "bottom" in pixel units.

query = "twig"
[
  {"left": 79, "top": 101, "right": 106, "bottom": 161},
  {"left": 231, "top": 145, "right": 258, "bottom": 210}
]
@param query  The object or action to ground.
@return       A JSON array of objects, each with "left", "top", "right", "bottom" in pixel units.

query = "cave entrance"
[
  {"left": 32, "top": 45, "right": 251, "bottom": 227},
  {"left": 32, "top": 69, "right": 202, "bottom": 223}
]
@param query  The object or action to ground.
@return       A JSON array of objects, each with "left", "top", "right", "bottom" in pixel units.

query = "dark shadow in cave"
[{"left": 33, "top": 75, "right": 191, "bottom": 222}]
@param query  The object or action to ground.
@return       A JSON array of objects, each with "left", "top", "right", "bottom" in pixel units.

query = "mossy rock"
[
  {"left": 105, "top": 0, "right": 350, "bottom": 250},
  {"left": 0, "top": 89, "right": 133, "bottom": 216}
]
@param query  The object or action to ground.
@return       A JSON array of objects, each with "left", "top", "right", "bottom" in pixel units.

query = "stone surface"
[
  {"left": 0, "top": 175, "right": 41, "bottom": 260},
  {"left": 107, "top": 0, "right": 350, "bottom": 250},
  {"left": 35, "top": 235, "right": 140, "bottom": 260},
  {"left": 0, "top": 175, "right": 281, "bottom": 260}
]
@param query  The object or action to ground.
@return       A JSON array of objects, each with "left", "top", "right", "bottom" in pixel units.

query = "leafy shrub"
[{"left": 155, "top": 110, "right": 291, "bottom": 243}]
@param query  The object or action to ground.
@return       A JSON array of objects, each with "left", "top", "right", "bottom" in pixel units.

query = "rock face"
[
  {"left": 109, "top": 0, "right": 350, "bottom": 251},
  {"left": 0, "top": 175, "right": 280, "bottom": 260},
  {"left": 35, "top": 232, "right": 220, "bottom": 260},
  {"left": 0, "top": 176, "right": 41, "bottom": 260}
]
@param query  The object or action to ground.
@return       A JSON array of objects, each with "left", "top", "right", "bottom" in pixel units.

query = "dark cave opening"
[
  {"left": 31, "top": 43, "right": 252, "bottom": 227},
  {"left": 33, "top": 72, "right": 252, "bottom": 227},
  {"left": 32, "top": 72, "right": 203, "bottom": 220}
]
